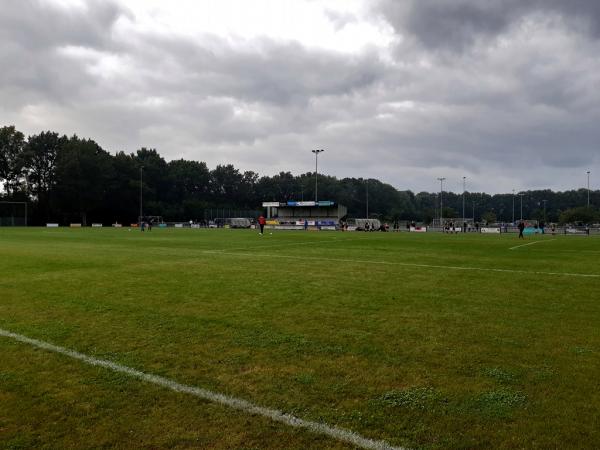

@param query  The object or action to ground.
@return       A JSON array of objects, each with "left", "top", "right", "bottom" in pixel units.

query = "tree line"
[{"left": 1, "top": 125, "right": 598, "bottom": 225}]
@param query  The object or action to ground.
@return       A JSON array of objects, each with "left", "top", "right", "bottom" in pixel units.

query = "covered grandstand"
[{"left": 262, "top": 201, "right": 347, "bottom": 230}]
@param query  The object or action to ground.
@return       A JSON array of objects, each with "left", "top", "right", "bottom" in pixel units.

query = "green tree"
[
  {"left": 481, "top": 211, "right": 497, "bottom": 224},
  {"left": 441, "top": 207, "right": 457, "bottom": 219},
  {"left": 107, "top": 151, "right": 141, "bottom": 224},
  {"left": 558, "top": 207, "right": 598, "bottom": 225},
  {"left": 136, "top": 148, "right": 169, "bottom": 216},
  {"left": 54, "top": 136, "right": 114, "bottom": 225},
  {"left": 0, "top": 125, "right": 25, "bottom": 196},
  {"left": 20, "top": 131, "right": 68, "bottom": 221},
  {"left": 211, "top": 164, "right": 244, "bottom": 206}
]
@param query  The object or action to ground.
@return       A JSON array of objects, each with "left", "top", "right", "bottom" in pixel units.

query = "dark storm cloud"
[
  {"left": 115, "top": 32, "right": 383, "bottom": 106},
  {"left": 376, "top": 0, "right": 600, "bottom": 52},
  {"left": 0, "top": 0, "right": 127, "bottom": 51}
]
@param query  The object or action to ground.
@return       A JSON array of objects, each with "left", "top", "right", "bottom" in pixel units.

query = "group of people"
[
  {"left": 140, "top": 219, "right": 153, "bottom": 231},
  {"left": 363, "top": 222, "right": 389, "bottom": 232},
  {"left": 442, "top": 220, "right": 462, "bottom": 233}
]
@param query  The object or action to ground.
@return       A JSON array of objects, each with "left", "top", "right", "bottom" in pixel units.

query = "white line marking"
[
  {"left": 0, "top": 328, "right": 405, "bottom": 450},
  {"left": 509, "top": 239, "right": 556, "bottom": 250},
  {"left": 220, "top": 236, "right": 378, "bottom": 253},
  {"left": 202, "top": 251, "right": 599, "bottom": 278}
]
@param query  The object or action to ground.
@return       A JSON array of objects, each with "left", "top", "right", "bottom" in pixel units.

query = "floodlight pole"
[
  {"left": 512, "top": 189, "right": 515, "bottom": 224},
  {"left": 462, "top": 176, "right": 466, "bottom": 225},
  {"left": 543, "top": 199, "right": 547, "bottom": 223},
  {"left": 366, "top": 179, "right": 369, "bottom": 218},
  {"left": 139, "top": 166, "right": 144, "bottom": 224},
  {"left": 587, "top": 171, "right": 591, "bottom": 208},
  {"left": 437, "top": 177, "right": 445, "bottom": 228},
  {"left": 519, "top": 193, "right": 524, "bottom": 220},
  {"left": 312, "top": 149, "right": 324, "bottom": 202}
]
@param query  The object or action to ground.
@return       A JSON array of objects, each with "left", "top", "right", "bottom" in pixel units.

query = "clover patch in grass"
[
  {"left": 379, "top": 387, "right": 446, "bottom": 410},
  {"left": 293, "top": 372, "right": 316, "bottom": 385},
  {"left": 572, "top": 346, "right": 593, "bottom": 356},
  {"left": 482, "top": 367, "right": 516, "bottom": 384},
  {"left": 470, "top": 388, "right": 527, "bottom": 418}
]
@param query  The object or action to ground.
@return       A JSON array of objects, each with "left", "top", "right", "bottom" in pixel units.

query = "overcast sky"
[{"left": 2, "top": 0, "right": 599, "bottom": 193}]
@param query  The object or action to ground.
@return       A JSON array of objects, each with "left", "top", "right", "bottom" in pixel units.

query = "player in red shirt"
[{"left": 258, "top": 215, "right": 266, "bottom": 235}]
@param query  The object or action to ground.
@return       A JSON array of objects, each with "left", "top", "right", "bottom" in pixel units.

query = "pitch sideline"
[{"left": 0, "top": 328, "right": 406, "bottom": 450}]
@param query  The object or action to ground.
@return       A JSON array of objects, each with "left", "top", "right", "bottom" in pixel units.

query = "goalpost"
[{"left": 0, "top": 202, "right": 28, "bottom": 226}]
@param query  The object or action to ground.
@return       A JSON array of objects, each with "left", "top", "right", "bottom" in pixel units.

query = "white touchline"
[
  {"left": 0, "top": 328, "right": 406, "bottom": 450},
  {"left": 202, "top": 251, "right": 599, "bottom": 278},
  {"left": 509, "top": 239, "right": 556, "bottom": 250}
]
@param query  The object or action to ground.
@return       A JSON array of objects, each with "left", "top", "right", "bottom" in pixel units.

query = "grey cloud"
[
  {"left": 0, "top": 0, "right": 130, "bottom": 103},
  {"left": 120, "top": 33, "right": 384, "bottom": 106},
  {"left": 375, "top": 0, "right": 600, "bottom": 52},
  {"left": 0, "top": 0, "right": 128, "bottom": 51},
  {"left": 1, "top": 0, "right": 600, "bottom": 194},
  {"left": 324, "top": 9, "right": 357, "bottom": 31}
]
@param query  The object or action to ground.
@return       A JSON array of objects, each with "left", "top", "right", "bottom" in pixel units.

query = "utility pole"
[
  {"left": 543, "top": 199, "right": 547, "bottom": 223},
  {"left": 512, "top": 189, "right": 515, "bottom": 224},
  {"left": 366, "top": 179, "right": 369, "bottom": 218},
  {"left": 462, "top": 176, "right": 466, "bottom": 225},
  {"left": 139, "top": 166, "right": 144, "bottom": 224},
  {"left": 587, "top": 171, "right": 591, "bottom": 208},
  {"left": 437, "top": 177, "right": 446, "bottom": 227},
  {"left": 311, "top": 149, "right": 324, "bottom": 202},
  {"left": 519, "top": 193, "right": 524, "bottom": 221}
]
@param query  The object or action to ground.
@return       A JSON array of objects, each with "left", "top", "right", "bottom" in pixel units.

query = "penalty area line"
[{"left": 0, "top": 328, "right": 406, "bottom": 450}]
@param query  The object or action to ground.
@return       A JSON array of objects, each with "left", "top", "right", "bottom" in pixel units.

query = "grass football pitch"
[{"left": 1, "top": 227, "right": 599, "bottom": 449}]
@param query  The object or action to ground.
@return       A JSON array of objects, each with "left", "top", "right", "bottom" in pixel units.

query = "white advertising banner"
[{"left": 481, "top": 227, "right": 501, "bottom": 234}]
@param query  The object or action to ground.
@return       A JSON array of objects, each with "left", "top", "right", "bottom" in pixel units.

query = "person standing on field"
[
  {"left": 518, "top": 220, "right": 525, "bottom": 239},
  {"left": 258, "top": 215, "right": 266, "bottom": 235}
]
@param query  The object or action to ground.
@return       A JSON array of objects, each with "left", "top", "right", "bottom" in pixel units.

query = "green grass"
[{"left": 1, "top": 227, "right": 599, "bottom": 449}]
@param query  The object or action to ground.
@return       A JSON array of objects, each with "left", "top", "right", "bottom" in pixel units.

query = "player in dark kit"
[{"left": 518, "top": 221, "right": 525, "bottom": 239}]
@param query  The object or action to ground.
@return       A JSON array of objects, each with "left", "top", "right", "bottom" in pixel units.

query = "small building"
[{"left": 262, "top": 201, "right": 347, "bottom": 230}]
